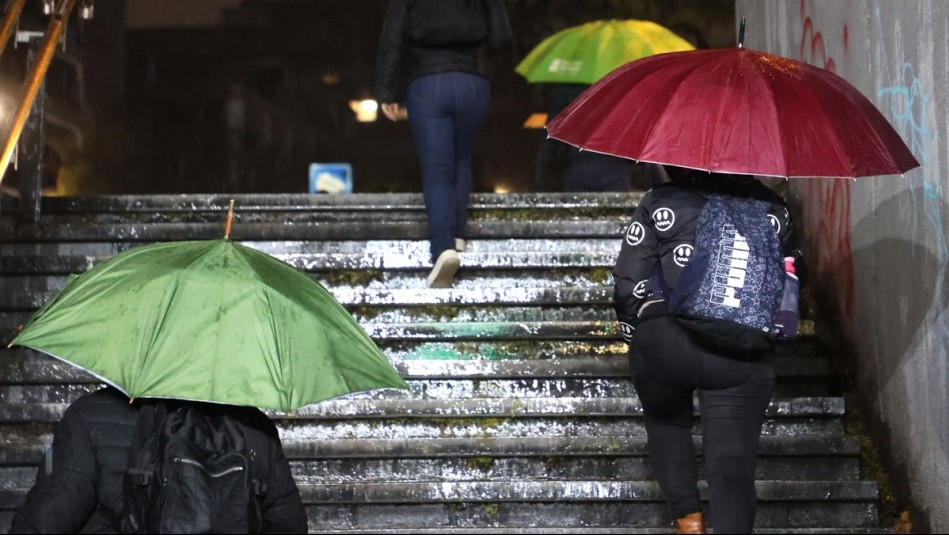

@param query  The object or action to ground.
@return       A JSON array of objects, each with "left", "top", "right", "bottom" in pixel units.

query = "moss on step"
[{"left": 319, "top": 269, "right": 382, "bottom": 287}]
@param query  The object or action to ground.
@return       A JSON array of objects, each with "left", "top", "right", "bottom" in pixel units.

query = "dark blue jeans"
[
  {"left": 406, "top": 72, "right": 490, "bottom": 263},
  {"left": 629, "top": 316, "right": 776, "bottom": 534}
]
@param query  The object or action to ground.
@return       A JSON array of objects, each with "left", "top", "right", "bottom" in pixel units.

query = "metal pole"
[
  {"left": 0, "top": 0, "right": 28, "bottom": 59},
  {"left": 18, "top": 38, "right": 46, "bottom": 221},
  {"left": 0, "top": 0, "right": 77, "bottom": 187}
]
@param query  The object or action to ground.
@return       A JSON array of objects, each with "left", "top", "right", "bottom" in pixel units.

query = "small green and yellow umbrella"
[{"left": 516, "top": 19, "right": 695, "bottom": 85}]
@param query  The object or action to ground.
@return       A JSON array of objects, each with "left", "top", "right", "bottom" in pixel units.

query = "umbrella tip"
[
  {"left": 224, "top": 199, "right": 236, "bottom": 239},
  {"left": 738, "top": 17, "right": 746, "bottom": 48}
]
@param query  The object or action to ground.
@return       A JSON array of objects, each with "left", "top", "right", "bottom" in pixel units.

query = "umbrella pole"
[
  {"left": 738, "top": 17, "right": 745, "bottom": 48},
  {"left": 224, "top": 199, "right": 235, "bottom": 239}
]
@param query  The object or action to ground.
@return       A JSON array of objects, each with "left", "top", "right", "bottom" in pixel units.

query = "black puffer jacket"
[
  {"left": 375, "top": 0, "right": 512, "bottom": 103},
  {"left": 10, "top": 387, "right": 307, "bottom": 534},
  {"left": 612, "top": 173, "right": 806, "bottom": 343}
]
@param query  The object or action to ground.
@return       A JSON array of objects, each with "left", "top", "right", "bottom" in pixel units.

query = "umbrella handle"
[{"left": 224, "top": 199, "right": 235, "bottom": 239}]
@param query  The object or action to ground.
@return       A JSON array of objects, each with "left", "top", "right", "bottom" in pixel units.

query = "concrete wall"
[{"left": 735, "top": 0, "right": 948, "bottom": 530}]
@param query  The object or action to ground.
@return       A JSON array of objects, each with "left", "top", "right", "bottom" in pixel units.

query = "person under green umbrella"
[
  {"left": 7, "top": 208, "right": 406, "bottom": 533},
  {"left": 9, "top": 386, "right": 308, "bottom": 534}
]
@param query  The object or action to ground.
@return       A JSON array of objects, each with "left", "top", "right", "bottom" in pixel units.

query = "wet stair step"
[{"left": 0, "top": 192, "right": 641, "bottom": 243}]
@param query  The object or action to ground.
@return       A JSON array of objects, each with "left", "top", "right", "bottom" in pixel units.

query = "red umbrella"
[{"left": 546, "top": 46, "right": 919, "bottom": 178}]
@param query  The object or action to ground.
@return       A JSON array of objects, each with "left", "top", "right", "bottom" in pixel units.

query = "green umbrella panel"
[
  {"left": 10, "top": 239, "right": 408, "bottom": 413},
  {"left": 516, "top": 19, "right": 695, "bottom": 85}
]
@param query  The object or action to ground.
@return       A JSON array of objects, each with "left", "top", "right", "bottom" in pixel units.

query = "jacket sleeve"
[
  {"left": 375, "top": 0, "right": 409, "bottom": 104},
  {"left": 259, "top": 438, "right": 308, "bottom": 534},
  {"left": 9, "top": 403, "right": 99, "bottom": 534},
  {"left": 612, "top": 193, "right": 661, "bottom": 344}
]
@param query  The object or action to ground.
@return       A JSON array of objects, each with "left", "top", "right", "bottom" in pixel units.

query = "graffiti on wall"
[
  {"left": 873, "top": 8, "right": 943, "bottom": 264},
  {"left": 798, "top": 1, "right": 942, "bottom": 343},
  {"left": 797, "top": 0, "right": 856, "bottom": 332}
]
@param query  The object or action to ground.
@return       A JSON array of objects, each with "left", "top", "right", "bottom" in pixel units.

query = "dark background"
[{"left": 0, "top": 0, "right": 736, "bottom": 196}]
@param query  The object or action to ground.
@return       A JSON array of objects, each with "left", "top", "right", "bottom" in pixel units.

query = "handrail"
[
  {"left": 0, "top": 0, "right": 77, "bottom": 186},
  {"left": 0, "top": 0, "right": 28, "bottom": 59}
]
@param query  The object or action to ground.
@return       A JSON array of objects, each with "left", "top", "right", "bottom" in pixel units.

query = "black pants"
[{"left": 629, "top": 316, "right": 776, "bottom": 534}]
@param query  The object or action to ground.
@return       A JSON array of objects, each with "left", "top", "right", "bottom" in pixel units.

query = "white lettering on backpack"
[{"left": 708, "top": 224, "right": 748, "bottom": 309}]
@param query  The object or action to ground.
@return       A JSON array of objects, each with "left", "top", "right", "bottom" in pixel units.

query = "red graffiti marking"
[
  {"left": 802, "top": 179, "right": 855, "bottom": 327},
  {"left": 797, "top": 0, "right": 854, "bottom": 331},
  {"left": 800, "top": 16, "right": 836, "bottom": 72}
]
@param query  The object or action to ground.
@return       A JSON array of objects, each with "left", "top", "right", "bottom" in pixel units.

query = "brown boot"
[{"left": 675, "top": 512, "right": 706, "bottom": 534}]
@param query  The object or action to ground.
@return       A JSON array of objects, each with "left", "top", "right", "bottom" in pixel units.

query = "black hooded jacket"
[
  {"left": 612, "top": 173, "right": 806, "bottom": 343},
  {"left": 375, "top": 0, "right": 512, "bottom": 104},
  {"left": 10, "top": 387, "right": 307, "bottom": 534}
]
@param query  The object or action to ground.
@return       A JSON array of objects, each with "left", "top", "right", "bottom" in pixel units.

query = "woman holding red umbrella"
[
  {"left": 613, "top": 166, "right": 807, "bottom": 533},
  {"left": 547, "top": 19, "right": 917, "bottom": 531}
]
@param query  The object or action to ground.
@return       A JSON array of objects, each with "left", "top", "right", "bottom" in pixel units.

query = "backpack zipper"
[{"left": 173, "top": 457, "right": 244, "bottom": 478}]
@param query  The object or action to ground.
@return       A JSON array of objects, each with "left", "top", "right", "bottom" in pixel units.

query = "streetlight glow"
[{"left": 349, "top": 99, "right": 379, "bottom": 122}]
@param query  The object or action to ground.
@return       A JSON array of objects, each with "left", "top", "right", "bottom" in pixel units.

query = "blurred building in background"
[{"left": 0, "top": 0, "right": 735, "bottom": 196}]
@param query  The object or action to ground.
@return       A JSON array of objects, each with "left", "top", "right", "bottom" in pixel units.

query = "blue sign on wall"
[{"left": 309, "top": 163, "right": 353, "bottom": 194}]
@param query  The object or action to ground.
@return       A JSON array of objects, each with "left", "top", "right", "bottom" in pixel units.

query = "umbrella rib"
[
  {"left": 821, "top": 73, "right": 906, "bottom": 177},
  {"left": 706, "top": 53, "right": 744, "bottom": 173},
  {"left": 634, "top": 67, "right": 697, "bottom": 168},
  {"left": 785, "top": 69, "right": 857, "bottom": 178},
  {"left": 760, "top": 62, "right": 789, "bottom": 177},
  {"left": 261, "top": 286, "right": 294, "bottom": 411},
  {"left": 23, "top": 346, "right": 134, "bottom": 400}
]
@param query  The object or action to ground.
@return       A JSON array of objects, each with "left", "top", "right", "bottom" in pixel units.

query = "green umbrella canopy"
[
  {"left": 10, "top": 239, "right": 408, "bottom": 413},
  {"left": 516, "top": 19, "right": 695, "bottom": 85}
]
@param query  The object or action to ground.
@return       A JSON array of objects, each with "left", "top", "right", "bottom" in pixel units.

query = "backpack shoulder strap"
[
  {"left": 119, "top": 402, "right": 169, "bottom": 533},
  {"left": 242, "top": 421, "right": 270, "bottom": 498}
]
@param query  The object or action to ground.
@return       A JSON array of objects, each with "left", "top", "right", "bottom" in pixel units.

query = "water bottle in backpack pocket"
[{"left": 774, "top": 256, "right": 800, "bottom": 340}]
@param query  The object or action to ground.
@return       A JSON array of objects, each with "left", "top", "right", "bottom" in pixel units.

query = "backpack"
[
  {"left": 406, "top": 0, "right": 488, "bottom": 48},
  {"left": 666, "top": 193, "right": 785, "bottom": 353},
  {"left": 120, "top": 402, "right": 267, "bottom": 534}
]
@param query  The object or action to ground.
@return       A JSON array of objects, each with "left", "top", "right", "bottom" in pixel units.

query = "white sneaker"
[
  {"left": 455, "top": 238, "right": 467, "bottom": 252},
  {"left": 427, "top": 249, "right": 460, "bottom": 288}
]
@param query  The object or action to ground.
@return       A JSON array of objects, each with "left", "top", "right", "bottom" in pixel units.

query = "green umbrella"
[
  {"left": 516, "top": 19, "right": 695, "bottom": 85},
  {"left": 9, "top": 239, "right": 408, "bottom": 413}
]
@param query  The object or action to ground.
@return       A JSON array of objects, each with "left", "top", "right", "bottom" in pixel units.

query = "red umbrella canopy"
[{"left": 546, "top": 46, "right": 919, "bottom": 178}]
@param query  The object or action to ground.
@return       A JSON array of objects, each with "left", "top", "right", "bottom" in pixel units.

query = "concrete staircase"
[{"left": 0, "top": 193, "right": 889, "bottom": 533}]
